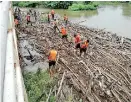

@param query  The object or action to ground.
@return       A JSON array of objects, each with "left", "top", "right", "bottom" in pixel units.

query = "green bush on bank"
[
  {"left": 23, "top": 69, "right": 57, "bottom": 102},
  {"left": 68, "top": 3, "right": 98, "bottom": 11},
  {"left": 13, "top": 1, "right": 40, "bottom": 7}
]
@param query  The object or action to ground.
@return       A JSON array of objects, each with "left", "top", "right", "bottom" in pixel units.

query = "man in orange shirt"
[
  {"left": 51, "top": 9, "right": 55, "bottom": 20},
  {"left": 64, "top": 14, "right": 68, "bottom": 25},
  {"left": 74, "top": 33, "right": 81, "bottom": 49},
  {"left": 80, "top": 40, "right": 89, "bottom": 56},
  {"left": 61, "top": 26, "right": 68, "bottom": 41},
  {"left": 48, "top": 48, "right": 58, "bottom": 77}
]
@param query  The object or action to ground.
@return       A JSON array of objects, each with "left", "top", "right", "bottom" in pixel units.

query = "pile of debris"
[{"left": 17, "top": 12, "right": 131, "bottom": 102}]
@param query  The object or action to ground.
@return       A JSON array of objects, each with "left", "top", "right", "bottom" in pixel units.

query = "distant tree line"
[
  {"left": 13, "top": 1, "right": 73, "bottom": 9},
  {"left": 13, "top": 1, "right": 131, "bottom": 11}
]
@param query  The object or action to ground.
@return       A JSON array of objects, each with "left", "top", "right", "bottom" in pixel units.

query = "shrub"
[{"left": 68, "top": 3, "right": 98, "bottom": 11}]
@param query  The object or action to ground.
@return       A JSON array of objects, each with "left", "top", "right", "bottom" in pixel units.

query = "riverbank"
[{"left": 17, "top": 11, "right": 131, "bottom": 102}]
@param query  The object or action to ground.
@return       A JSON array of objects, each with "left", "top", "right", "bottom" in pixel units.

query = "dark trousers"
[
  {"left": 54, "top": 26, "right": 60, "bottom": 33},
  {"left": 80, "top": 48, "right": 87, "bottom": 55},
  {"left": 48, "top": 18, "right": 50, "bottom": 23},
  {"left": 64, "top": 20, "right": 68, "bottom": 25},
  {"left": 49, "top": 61, "right": 56, "bottom": 69},
  {"left": 51, "top": 14, "right": 54, "bottom": 20},
  {"left": 27, "top": 20, "right": 32, "bottom": 26}
]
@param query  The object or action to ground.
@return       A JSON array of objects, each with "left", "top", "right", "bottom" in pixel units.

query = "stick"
[
  {"left": 56, "top": 71, "right": 66, "bottom": 97},
  {"left": 46, "top": 88, "right": 52, "bottom": 102}
]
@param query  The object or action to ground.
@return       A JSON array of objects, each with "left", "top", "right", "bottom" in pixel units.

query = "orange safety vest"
[
  {"left": 75, "top": 34, "right": 81, "bottom": 44},
  {"left": 48, "top": 50, "right": 57, "bottom": 61},
  {"left": 61, "top": 27, "right": 67, "bottom": 35},
  {"left": 51, "top": 10, "right": 55, "bottom": 14},
  {"left": 64, "top": 16, "right": 68, "bottom": 20},
  {"left": 81, "top": 41, "right": 88, "bottom": 48},
  {"left": 14, "top": 19, "right": 18, "bottom": 25}
]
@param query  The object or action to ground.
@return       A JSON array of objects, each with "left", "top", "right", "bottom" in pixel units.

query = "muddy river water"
[{"left": 34, "top": 4, "right": 131, "bottom": 38}]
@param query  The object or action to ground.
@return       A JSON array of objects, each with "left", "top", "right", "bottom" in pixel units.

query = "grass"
[{"left": 23, "top": 69, "right": 57, "bottom": 102}]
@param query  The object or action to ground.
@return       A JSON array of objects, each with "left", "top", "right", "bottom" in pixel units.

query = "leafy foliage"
[
  {"left": 68, "top": 3, "right": 98, "bottom": 11},
  {"left": 13, "top": 1, "right": 73, "bottom": 9},
  {"left": 42, "top": 1, "right": 73, "bottom": 9},
  {"left": 13, "top": 1, "right": 40, "bottom": 7},
  {"left": 23, "top": 69, "right": 57, "bottom": 102}
]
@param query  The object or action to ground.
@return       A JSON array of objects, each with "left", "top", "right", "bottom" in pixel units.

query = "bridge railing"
[
  {"left": 0, "top": 1, "right": 27, "bottom": 102},
  {"left": 0, "top": 1, "right": 10, "bottom": 102}
]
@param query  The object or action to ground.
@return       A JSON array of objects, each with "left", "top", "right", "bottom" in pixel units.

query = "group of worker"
[
  {"left": 48, "top": 10, "right": 89, "bottom": 77},
  {"left": 14, "top": 8, "right": 37, "bottom": 27},
  {"left": 14, "top": 8, "right": 89, "bottom": 77}
]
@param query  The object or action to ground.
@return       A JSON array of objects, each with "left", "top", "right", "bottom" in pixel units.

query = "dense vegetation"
[
  {"left": 13, "top": 1, "right": 73, "bottom": 9},
  {"left": 23, "top": 69, "right": 57, "bottom": 102},
  {"left": 13, "top": 1, "right": 131, "bottom": 11},
  {"left": 68, "top": 2, "right": 99, "bottom": 11},
  {"left": 13, "top": 1, "right": 97, "bottom": 10}
]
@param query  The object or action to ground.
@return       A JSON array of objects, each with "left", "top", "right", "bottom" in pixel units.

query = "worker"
[
  {"left": 18, "top": 7, "right": 21, "bottom": 15},
  {"left": 48, "top": 48, "right": 58, "bottom": 77},
  {"left": 26, "top": 13, "right": 32, "bottom": 26},
  {"left": 29, "top": 9, "right": 32, "bottom": 14},
  {"left": 61, "top": 26, "right": 68, "bottom": 41},
  {"left": 53, "top": 19, "right": 60, "bottom": 33},
  {"left": 14, "top": 18, "right": 19, "bottom": 27},
  {"left": 64, "top": 14, "right": 68, "bottom": 25},
  {"left": 80, "top": 39, "right": 89, "bottom": 57},
  {"left": 74, "top": 33, "right": 81, "bottom": 49},
  {"left": 47, "top": 12, "right": 51, "bottom": 23},
  {"left": 51, "top": 9, "right": 55, "bottom": 20},
  {"left": 34, "top": 10, "right": 37, "bottom": 21}
]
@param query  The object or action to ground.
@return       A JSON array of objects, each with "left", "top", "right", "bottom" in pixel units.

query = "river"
[{"left": 22, "top": 3, "right": 131, "bottom": 38}]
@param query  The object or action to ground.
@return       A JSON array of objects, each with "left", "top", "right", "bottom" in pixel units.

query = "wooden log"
[{"left": 56, "top": 71, "right": 66, "bottom": 97}]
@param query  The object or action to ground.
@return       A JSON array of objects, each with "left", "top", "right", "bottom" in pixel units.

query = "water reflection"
[{"left": 122, "top": 4, "right": 131, "bottom": 18}]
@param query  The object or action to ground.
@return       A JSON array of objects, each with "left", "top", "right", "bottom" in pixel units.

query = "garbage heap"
[{"left": 17, "top": 12, "right": 131, "bottom": 102}]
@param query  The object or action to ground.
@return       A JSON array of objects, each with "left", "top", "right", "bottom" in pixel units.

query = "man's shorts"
[
  {"left": 62, "top": 35, "right": 67, "bottom": 39},
  {"left": 49, "top": 60, "right": 56, "bottom": 68},
  {"left": 27, "top": 20, "right": 31, "bottom": 24},
  {"left": 80, "top": 48, "right": 87, "bottom": 53},
  {"left": 75, "top": 43, "right": 80, "bottom": 49}
]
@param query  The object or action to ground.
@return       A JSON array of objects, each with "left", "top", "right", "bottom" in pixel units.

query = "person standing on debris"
[
  {"left": 18, "top": 8, "right": 21, "bottom": 15},
  {"left": 80, "top": 39, "right": 89, "bottom": 57},
  {"left": 14, "top": 18, "right": 19, "bottom": 27},
  {"left": 34, "top": 10, "right": 37, "bottom": 21},
  {"left": 61, "top": 26, "right": 68, "bottom": 41},
  {"left": 64, "top": 14, "right": 68, "bottom": 25},
  {"left": 74, "top": 33, "right": 81, "bottom": 51},
  {"left": 51, "top": 9, "right": 55, "bottom": 20},
  {"left": 26, "top": 13, "right": 32, "bottom": 26},
  {"left": 53, "top": 19, "right": 60, "bottom": 33},
  {"left": 48, "top": 48, "right": 58, "bottom": 77},
  {"left": 47, "top": 12, "right": 51, "bottom": 23},
  {"left": 29, "top": 9, "right": 32, "bottom": 14}
]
